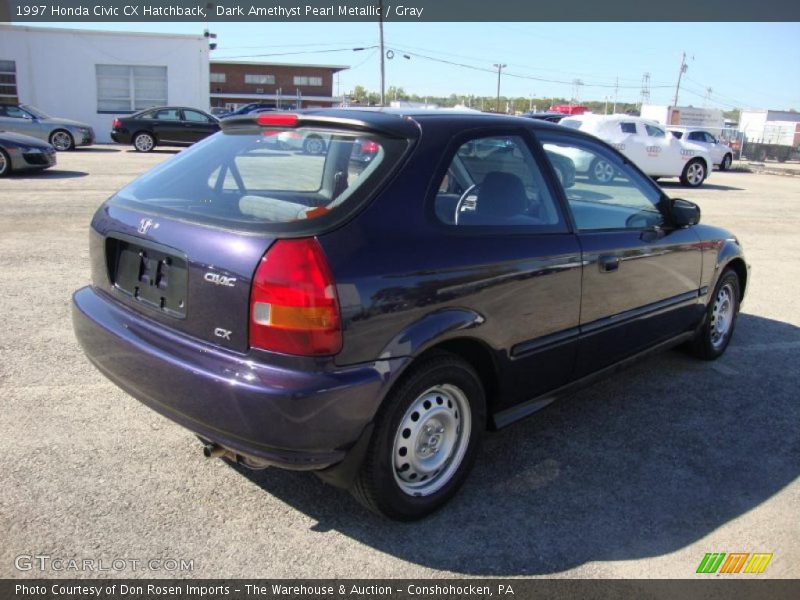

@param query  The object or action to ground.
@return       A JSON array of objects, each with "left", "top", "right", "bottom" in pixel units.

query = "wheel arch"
[{"left": 724, "top": 257, "right": 748, "bottom": 302}]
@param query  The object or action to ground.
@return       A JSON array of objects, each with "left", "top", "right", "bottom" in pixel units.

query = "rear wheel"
[
  {"left": 589, "top": 157, "right": 615, "bottom": 184},
  {"left": 351, "top": 351, "right": 485, "bottom": 520},
  {"left": 49, "top": 130, "right": 74, "bottom": 151},
  {"left": 688, "top": 269, "right": 740, "bottom": 360},
  {"left": 680, "top": 159, "right": 706, "bottom": 187},
  {"left": 133, "top": 132, "right": 155, "bottom": 152},
  {"left": 0, "top": 149, "right": 10, "bottom": 177},
  {"left": 719, "top": 153, "right": 733, "bottom": 171}
]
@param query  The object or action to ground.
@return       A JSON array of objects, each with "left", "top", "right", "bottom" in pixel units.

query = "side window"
[
  {"left": 2, "top": 106, "right": 30, "bottom": 119},
  {"left": 541, "top": 136, "right": 665, "bottom": 231},
  {"left": 183, "top": 110, "right": 212, "bottom": 123},
  {"left": 434, "top": 135, "right": 565, "bottom": 231},
  {"left": 154, "top": 109, "right": 180, "bottom": 121},
  {"left": 687, "top": 131, "right": 705, "bottom": 142},
  {"left": 644, "top": 124, "right": 665, "bottom": 137},
  {"left": 619, "top": 122, "right": 637, "bottom": 134},
  {"left": 704, "top": 132, "right": 718, "bottom": 143}
]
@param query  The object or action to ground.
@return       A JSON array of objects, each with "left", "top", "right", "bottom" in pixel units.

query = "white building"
[{"left": 0, "top": 25, "right": 209, "bottom": 142}]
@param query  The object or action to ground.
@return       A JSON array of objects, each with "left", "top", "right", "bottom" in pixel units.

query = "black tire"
[
  {"left": 688, "top": 269, "right": 740, "bottom": 360},
  {"left": 680, "top": 158, "right": 707, "bottom": 187},
  {"left": 719, "top": 153, "right": 733, "bottom": 171},
  {"left": 0, "top": 148, "right": 10, "bottom": 177},
  {"left": 302, "top": 135, "right": 326, "bottom": 155},
  {"left": 351, "top": 351, "right": 485, "bottom": 520},
  {"left": 133, "top": 131, "right": 156, "bottom": 152},
  {"left": 49, "top": 129, "right": 74, "bottom": 151},
  {"left": 588, "top": 157, "right": 615, "bottom": 184}
]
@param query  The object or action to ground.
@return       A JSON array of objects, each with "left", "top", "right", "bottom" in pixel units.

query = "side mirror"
[{"left": 669, "top": 198, "right": 701, "bottom": 227}]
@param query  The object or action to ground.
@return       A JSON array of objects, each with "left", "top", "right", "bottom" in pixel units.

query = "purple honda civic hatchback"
[{"left": 73, "top": 109, "right": 747, "bottom": 519}]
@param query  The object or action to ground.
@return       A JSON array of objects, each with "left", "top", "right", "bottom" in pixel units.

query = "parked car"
[
  {"left": 276, "top": 129, "right": 327, "bottom": 154},
  {"left": 668, "top": 128, "right": 734, "bottom": 171},
  {"left": 229, "top": 103, "right": 276, "bottom": 116},
  {"left": 210, "top": 107, "right": 232, "bottom": 118},
  {"left": 0, "top": 131, "right": 57, "bottom": 176},
  {"left": 0, "top": 104, "right": 94, "bottom": 151},
  {"left": 73, "top": 109, "right": 748, "bottom": 520},
  {"left": 110, "top": 107, "right": 220, "bottom": 152},
  {"left": 559, "top": 115, "right": 713, "bottom": 187},
  {"left": 521, "top": 111, "right": 567, "bottom": 123}
]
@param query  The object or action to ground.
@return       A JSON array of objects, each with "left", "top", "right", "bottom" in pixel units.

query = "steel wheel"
[
  {"left": 0, "top": 149, "right": 8, "bottom": 176},
  {"left": 134, "top": 133, "right": 155, "bottom": 152},
  {"left": 591, "top": 159, "right": 615, "bottom": 183},
  {"left": 392, "top": 384, "right": 472, "bottom": 497},
  {"left": 50, "top": 130, "right": 73, "bottom": 151},
  {"left": 710, "top": 282, "right": 735, "bottom": 350}
]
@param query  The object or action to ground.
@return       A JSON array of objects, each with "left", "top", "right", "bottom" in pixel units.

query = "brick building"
[{"left": 209, "top": 60, "right": 348, "bottom": 110}]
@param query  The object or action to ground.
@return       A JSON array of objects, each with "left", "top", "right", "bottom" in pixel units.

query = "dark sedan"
[
  {"left": 73, "top": 109, "right": 748, "bottom": 520},
  {"left": 110, "top": 107, "right": 220, "bottom": 152},
  {"left": 0, "top": 131, "right": 56, "bottom": 176}
]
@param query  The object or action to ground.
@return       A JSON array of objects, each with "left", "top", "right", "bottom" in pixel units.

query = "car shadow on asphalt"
[
  {"left": 75, "top": 147, "right": 122, "bottom": 153},
  {"left": 9, "top": 169, "right": 88, "bottom": 179},
  {"left": 659, "top": 182, "right": 745, "bottom": 192},
  {"left": 231, "top": 313, "right": 799, "bottom": 576},
  {"left": 124, "top": 149, "right": 182, "bottom": 155}
]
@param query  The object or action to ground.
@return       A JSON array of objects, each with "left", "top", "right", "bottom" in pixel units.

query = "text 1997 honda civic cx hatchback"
[{"left": 72, "top": 109, "right": 748, "bottom": 520}]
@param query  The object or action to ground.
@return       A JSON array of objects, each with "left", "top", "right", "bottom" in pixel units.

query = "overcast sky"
[{"left": 33, "top": 21, "right": 800, "bottom": 110}]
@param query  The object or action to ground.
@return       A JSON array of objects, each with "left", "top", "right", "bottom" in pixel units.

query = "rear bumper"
[
  {"left": 110, "top": 130, "right": 130, "bottom": 144},
  {"left": 72, "top": 286, "right": 407, "bottom": 471}
]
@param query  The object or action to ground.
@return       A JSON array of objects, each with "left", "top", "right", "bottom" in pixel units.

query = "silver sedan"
[{"left": 0, "top": 104, "right": 94, "bottom": 151}]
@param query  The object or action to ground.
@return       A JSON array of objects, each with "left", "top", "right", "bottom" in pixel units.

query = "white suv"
[
  {"left": 559, "top": 115, "right": 713, "bottom": 187},
  {"left": 668, "top": 128, "right": 734, "bottom": 171}
]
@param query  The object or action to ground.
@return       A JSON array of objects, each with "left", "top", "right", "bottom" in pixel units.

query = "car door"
[
  {"left": 148, "top": 108, "right": 184, "bottom": 144},
  {"left": 539, "top": 132, "right": 704, "bottom": 376},
  {"left": 431, "top": 130, "right": 582, "bottom": 411},
  {"left": 643, "top": 122, "right": 681, "bottom": 176},
  {"left": 180, "top": 109, "right": 220, "bottom": 144},
  {"left": 0, "top": 105, "right": 43, "bottom": 140}
]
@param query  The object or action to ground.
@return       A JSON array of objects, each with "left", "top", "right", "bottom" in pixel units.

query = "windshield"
[
  {"left": 559, "top": 119, "right": 582, "bottom": 130},
  {"left": 19, "top": 105, "right": 50, "bottom": 119},
  {"left": 113, "top": 126, "right": 408, "bottom": 231}
]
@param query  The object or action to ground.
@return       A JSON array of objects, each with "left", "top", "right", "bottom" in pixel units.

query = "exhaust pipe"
[{"left": 203, "top": 443, "right": 227, "bottom": 459}]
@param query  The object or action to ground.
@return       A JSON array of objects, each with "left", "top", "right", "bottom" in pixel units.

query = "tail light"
[
  {"left": 250, "top": 238, "right": 342, "bottom": 356},
  {"left": 112, "top": 118, "right": 121, "bottom": 129},
  {"left": 361, "top": 140, "right": 379, "bottom": 154}
]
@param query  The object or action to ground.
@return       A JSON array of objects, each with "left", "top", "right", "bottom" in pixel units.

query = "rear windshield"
[
  {"left": 559, "top": 119, "right": 582, "bottom": 130},
  {"left": 112, "top": 126, "right": 407, "bottom": 231}
]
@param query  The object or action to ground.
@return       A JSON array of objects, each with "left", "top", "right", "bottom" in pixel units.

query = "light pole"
[
  {"left": 673, "top": 51, "right": 687, "bottom": 107},
  {"left": 378, "top": 0, "right": 386, "bottom": 106},
  {"left": 493, "top": 63, "right": 506, "bottom": 113}
]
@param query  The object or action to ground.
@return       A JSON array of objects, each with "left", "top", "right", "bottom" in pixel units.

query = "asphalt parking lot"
[{"left": 1, "top": 147, "right": 798, "bottom": 579}]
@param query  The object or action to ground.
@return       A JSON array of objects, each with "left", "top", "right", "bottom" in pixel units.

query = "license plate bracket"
[{"left": 106, "top": 235, "right": 188, "bottom": 318}]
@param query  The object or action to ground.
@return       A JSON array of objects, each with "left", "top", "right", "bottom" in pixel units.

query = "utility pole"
[
  {"left": 704, "top": 87, "right": 713, "bottom": 108},
  {"left": 612, "top": 77, "right": 618, "bottom": 114},
  {"left": 493, "top": 63, "right": 506, "bottom": 113},
  {"left": 639, "top": 72, "right": 651, "bottom": 109},
  {"left": 673, "top": 51, "right": 688, "bottom": 107},
  {"left": 604, "top": 96, "right": 609, "bottom": 115},
  {"left": 378, "top": 0, "right": 385, "bottom": 106}
]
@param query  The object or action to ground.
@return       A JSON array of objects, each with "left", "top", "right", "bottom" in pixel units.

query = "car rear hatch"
[{"left": 89, "top": 110, "right": 418, "bottom": 354}]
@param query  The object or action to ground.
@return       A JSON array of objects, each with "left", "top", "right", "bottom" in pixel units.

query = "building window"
[
  {"left": 96, "top": 65, "right": 167, "bottom": 112},
  {"left": 245, "top": 74, "right": 275, "bottom": 85},
  {"left": 0, "top": 60, "right": 17, "bottom": 103},
  {"left": 293, "top": 76, "right": 323, "bottom": 87},
  {"left": 210, "top": 72, "right": 226, "bottom": 83}
]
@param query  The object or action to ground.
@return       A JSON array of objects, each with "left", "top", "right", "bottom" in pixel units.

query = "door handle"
[{"left": 598, "top": 256, "right": 620, "bottom": 273}]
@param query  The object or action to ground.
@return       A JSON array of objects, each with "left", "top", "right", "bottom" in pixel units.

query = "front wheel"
[
  {"left": 688, "top": 269, "right": 740, "bottom": 360},
  {"left": 303, "top": 135, "right": 326, "bottom": 155},
  {"left": 49, "top": 130, "right": 74, "bottom": 151},
  {"left": 351, "top": 352, "right": 485, "bottom": 520},
  {"left": 719, "top": 153, "right": 732, "bottom": 171},
  {"left": 680, "top": 158, "right": 707, "bottom": 187}
]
